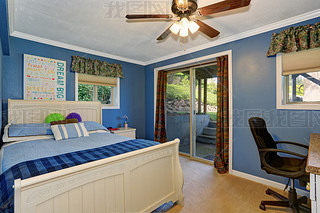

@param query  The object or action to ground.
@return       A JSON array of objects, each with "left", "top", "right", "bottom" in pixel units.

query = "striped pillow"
[{"left": 51, "top": 123, "right": 89, "bottom": 141}]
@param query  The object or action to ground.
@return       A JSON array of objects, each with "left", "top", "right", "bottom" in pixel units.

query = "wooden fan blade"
[
  {"left": 195, "top": 20, "right": 220, "bottom": 38},
  {"left": 157, "top": 25, "right": 173, "bottom": 40},
  {"left": 198, "top": 0, "right": 251, "bottom": 16},
  {"left": 126, "top": 14, "right": 172, "bottom": 19}
]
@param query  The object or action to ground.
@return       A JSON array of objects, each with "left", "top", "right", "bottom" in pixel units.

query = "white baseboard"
[{"left": 229, "top": 169, "right": 309, "bottom": 197}]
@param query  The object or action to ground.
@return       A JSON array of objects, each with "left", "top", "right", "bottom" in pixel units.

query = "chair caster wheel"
[
  {"left": 265, "top": 189, "right": 271, "bottom": 195},
  {"left": 259, "top": 204, "right": 266, "bottom": 211}
]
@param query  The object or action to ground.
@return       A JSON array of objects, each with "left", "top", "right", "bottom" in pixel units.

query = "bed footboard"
[{"left": 14, "top": 139, "right": 184, "bottom": 213}]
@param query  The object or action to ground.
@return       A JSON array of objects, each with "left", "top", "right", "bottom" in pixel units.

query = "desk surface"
[{"left": 306, "top": 133, "right": 320, "bottom": 175}]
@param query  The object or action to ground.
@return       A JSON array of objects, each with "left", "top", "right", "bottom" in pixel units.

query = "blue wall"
[
  {"left": 1, "top": 0, "right": 320, "bottom": 186},
  {"left": 145, "top": 17, "right": 320, "bottom": 185},
  {"left": 0, "top": 40, "right": 2, "bottom": 131},
  {"left": 0, "top": 0, "right": 9, "bottom": 56},
  {"left": 2, "top": 37, "right": 146, "bottom": 138},
  {"left": 0, "top": 0, "right": 9, "bottom": 135}
]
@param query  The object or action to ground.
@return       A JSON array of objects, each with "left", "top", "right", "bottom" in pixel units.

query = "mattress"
[
  {"left": 0, "top": 133, "right": 160, "bottom": 212},
  {"left": 1, "top": 132, "right": 132, "bottom": 174}
]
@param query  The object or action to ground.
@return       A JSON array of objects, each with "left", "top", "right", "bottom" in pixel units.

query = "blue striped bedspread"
[{"left": 0, "top": 139, "right": 159, "bottom": 213}]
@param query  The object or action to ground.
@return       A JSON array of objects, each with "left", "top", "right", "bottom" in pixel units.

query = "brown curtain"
[
  {"left": 214, "top": 55, "right": 229, "bottom": 174},
  {"left": 154, "top": 71, "right": 168, "bottom": 143}
]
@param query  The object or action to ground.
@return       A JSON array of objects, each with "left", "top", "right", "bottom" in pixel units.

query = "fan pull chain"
[{"left": 180, "top": 39, "right": 186, "bottom": 51}]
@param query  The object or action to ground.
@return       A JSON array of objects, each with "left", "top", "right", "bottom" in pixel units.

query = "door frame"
[{"left": 153, "top": 50, "right": 233, "bottom": 171}]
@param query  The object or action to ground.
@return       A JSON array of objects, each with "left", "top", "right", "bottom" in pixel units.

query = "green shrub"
[
  {"left": 78, "top": 84, "right": 94, "bottom": 101},
  {"left": 166, "top": 79, "right": 217, "bottom": 106}
]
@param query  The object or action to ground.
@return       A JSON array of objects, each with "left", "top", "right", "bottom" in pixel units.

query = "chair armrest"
[
  {"left": 275, "top": 141, "right": 309, "bottom": 149},
  {"left": 258, "top": 148, "right": 307, "bottom": 159}
]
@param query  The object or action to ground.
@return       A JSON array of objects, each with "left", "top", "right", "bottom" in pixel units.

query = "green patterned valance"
[
  {"left": 267, "top": 22, "right": 320, "bottom": 56},
  {"left": 71, "top": 56, "right": 124, "bottom": 78}
]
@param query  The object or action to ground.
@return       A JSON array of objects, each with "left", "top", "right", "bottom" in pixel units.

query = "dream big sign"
[{"left": 24, "top": 54, "right": 66, "bottom": 101}]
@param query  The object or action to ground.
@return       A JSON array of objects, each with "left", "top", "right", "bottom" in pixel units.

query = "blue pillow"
[
  {"left": 82, "top": 121, "right": 109, "bottom": 132},
  {"left": 8, "top": 122, "right": 106, "bottom": 137},
  {"left": 51, "top": 123, "right": 89, "bottom": 141},
  {"left": 9, "top": 123, "right": 52, "bottom": 137}
]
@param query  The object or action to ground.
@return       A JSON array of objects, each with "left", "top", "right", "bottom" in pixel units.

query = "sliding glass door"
[
  {"left": 166, "top": 64, "right": 217, "bottom": 161},
  {"left": 166, "top": 70, "right": 191, "bottom": 154},
  {"left": 193, "top": 66, "right": 217, "bottom": 160}
]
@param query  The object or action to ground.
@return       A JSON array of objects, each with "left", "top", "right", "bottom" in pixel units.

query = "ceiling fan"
[{"left": 125, "top": 0, "right": 251, "bottom": 40}]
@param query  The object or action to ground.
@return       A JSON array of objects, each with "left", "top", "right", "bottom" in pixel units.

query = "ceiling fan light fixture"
[
  {"left": 126, "top": 0, "right": 251, "bottom": 41},
  {"left": 170, "top": 22, "right": 181, "bottom": 34},
  {"left": 179, "top": 26, "right": 189, "bottom": 37},
  {"left": 180, "top": 17, "right": 189, "bottom": 28},
  {"left": 188, "top": 21, "right": 199, "bottom": 34}
]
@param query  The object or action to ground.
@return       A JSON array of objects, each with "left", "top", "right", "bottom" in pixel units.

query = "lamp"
[
  {"left": 179, "top": 17, "right": 189, "bottom": 37},
  {"left": 179, "top": 26, "right": 189, "bottom": 37},
  {"left": 189, "top": 20, "right": 199, "bottom": 34},
  {"left": 170, "top": 22, "right": 181, "bottom": 35},
  {"left": 169, "top": 17, "right": 200, "bottom": 37}
]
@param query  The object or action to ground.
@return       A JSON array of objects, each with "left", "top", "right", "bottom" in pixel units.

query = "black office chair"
[{"left": 248, "top": 117, "right": 310, "bottom": 213}]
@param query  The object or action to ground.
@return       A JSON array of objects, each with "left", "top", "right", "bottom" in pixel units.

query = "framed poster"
[{"left": 24, "top": 54, "right": 66, "bottom": 101}]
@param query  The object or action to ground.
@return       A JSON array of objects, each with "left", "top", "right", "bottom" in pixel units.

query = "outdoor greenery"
[
  {"left": 166, "top": 73, "right": 217, "bottom": 106},
  {"left": 167, "top": 73, "right": 190, "bottom": 100},
  {"left": 207, "top": 111, "right": 217, "bottom": 121},
  {"left": 78, "top": 83, "right": 111, "bottom": 104},
  {"left": 288, "top": 75, "right": 304, "bottom": 97},
  {"left": 288, "top": 84, "right": 304, "bottom": 96},
  {"left": 202, "top": 79, "right": 217, "bottom": 106},
  {"left": 97, "top": 85, "right": 111, "bottom": 104},
  {"left": 78, "top": 84, "right": 94, "bottom": 101}
]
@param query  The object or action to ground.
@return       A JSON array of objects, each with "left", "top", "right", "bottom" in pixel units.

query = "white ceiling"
[{"left": 10, "top": 0, "right": 320, "bottom": 65}]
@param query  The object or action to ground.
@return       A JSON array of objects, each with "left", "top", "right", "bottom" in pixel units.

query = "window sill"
[
  {"left": 276, "top": 103, "right": 320, "bottom": 110},
  {"left": 102, "top": 105, "right": 120, "bottom": 109}
]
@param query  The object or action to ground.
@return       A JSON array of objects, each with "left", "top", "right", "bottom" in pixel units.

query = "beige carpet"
[{"left": 168, "top": 157, "right": 310, "bottom": 213}]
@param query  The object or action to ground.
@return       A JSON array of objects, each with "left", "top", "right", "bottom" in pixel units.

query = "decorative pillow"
[
  {"left": 51, "top": 123, "right": 89, "bottom": 141},
  {"left": 50, "top": 118, "right": 78, "bottom": 126},
  {"left": 82, "top": 121, "right": 109, "bottom": 132},
  {"left": 66, "top": 112, "right": 82, "bottom": 122},
  {"left": 45, "top": 113, "right": 65, "bottom": 123}
]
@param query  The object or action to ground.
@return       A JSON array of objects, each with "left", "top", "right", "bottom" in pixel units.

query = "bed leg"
[
  {"left": 177, "top": 192, "right": 185, "bottom": 206},
  {"left": 14, "top": 179, "right": 22, "bottom": 213},
  {"left": 175, "top": 139, "right": 184, "bottom": 207}
]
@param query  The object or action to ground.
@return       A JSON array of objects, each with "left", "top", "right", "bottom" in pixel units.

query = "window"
[
  {"left": 276, "top": 48, "right": 320, "bottom": 110},
  {"left": 285, "top": 72, "right": 320, "bottom": 103},
  {"left": 75, "top": 73, "right": 120, "bottom": 109}
]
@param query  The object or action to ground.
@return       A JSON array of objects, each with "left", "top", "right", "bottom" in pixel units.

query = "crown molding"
[
  {"left": 10, "top": 31, "right": 146, "bottom": 65},
  {"left": 144, "top": 9, "right": 320, "bottom": 65},
  {"left": 7, "top": 0, "right": 14, "bottom": 35},
  {"left": 7, "top": 0, "right": 146, "bottom": 65}
]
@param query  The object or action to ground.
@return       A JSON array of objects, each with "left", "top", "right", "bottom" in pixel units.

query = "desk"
[{"left": 306, "top": 133, "right": 320, "bottom": 212}]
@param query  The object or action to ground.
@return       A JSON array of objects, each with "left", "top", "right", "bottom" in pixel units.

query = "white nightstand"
[{"left": 113, "top": 127, "right": 136, "bottom": 139}]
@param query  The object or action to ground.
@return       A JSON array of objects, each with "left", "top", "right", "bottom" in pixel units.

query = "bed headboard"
[{"left": 8, "top": 99, "right": 102, "bottom": 124}]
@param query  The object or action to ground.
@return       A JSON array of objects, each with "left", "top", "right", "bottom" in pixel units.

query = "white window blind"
[
  {"left": 78, "top": 74, "right": 117, "bottom": 87},
  {"left": 282, "top": 48, "right": 320, "bottom": 76}
]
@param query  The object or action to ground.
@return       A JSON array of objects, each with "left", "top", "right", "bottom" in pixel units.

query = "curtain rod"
[{"left": 163, "top": 60, "right": 217, "bottom": 73}]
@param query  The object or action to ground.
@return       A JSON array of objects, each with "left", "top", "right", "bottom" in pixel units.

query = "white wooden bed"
[{"left": 7, "top": 99, "right": 184, "bottom": 213}]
